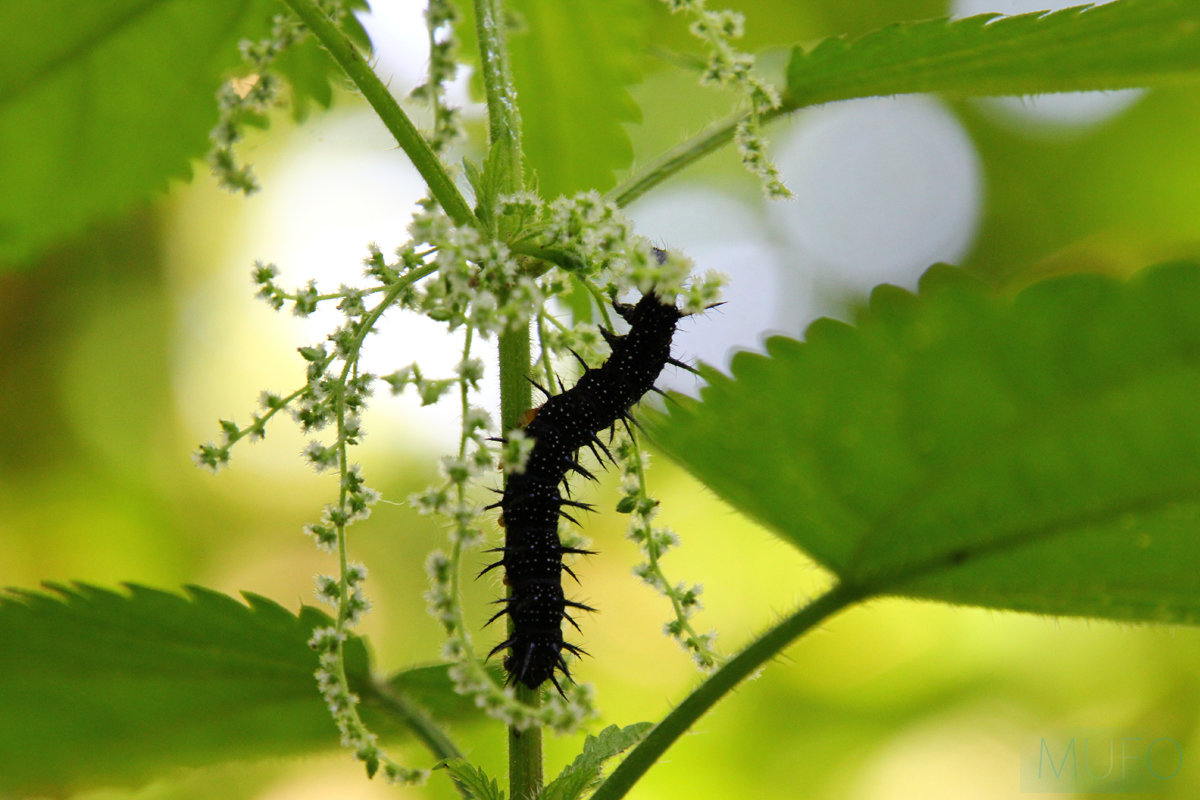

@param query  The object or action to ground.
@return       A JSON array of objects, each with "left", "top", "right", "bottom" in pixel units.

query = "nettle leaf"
[
  {"left": 650, "top": 263, "right": 1200, "bottom": 625},
  {"left": 0, "top": 0, "right": 367, "bottom": 268},
  {"left": 440, "top": 759, "right": 506, "bottom": 800},
  {"left": 0, "top": 583, "right": 459, "bottom": 796},
  {"left": 542, "top": 723, "right": 653, "bottom": 800},
  {"left": 785, "top": 0, "right": 1200, "bottom": 109},
  {"left": 506, "top": 0, "right": 646, "bottom": 198}
]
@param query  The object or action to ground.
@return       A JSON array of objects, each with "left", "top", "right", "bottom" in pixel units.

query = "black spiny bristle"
[{"left": 667, "top": 356, "right": 700, "bottom": 375}]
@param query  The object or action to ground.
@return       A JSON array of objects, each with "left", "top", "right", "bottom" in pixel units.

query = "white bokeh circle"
[{"left": 770, "top": 95, "right": 983, "bottom": 295}]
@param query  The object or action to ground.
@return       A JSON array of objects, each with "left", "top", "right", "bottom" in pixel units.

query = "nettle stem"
[
  {"left": 281, "top": 0, "right": 474, "bottom": 226},
  {"left": 499, "top": 326, "right": 541, "bottom": 796},
  {"left": 607, "top": 113, "right": 744, "bottom": 209},
  {"left": 474, "top": 0, "right": 524, "bottom": 203},
  {"left": 590, "top": 582, "right": 866, "bottom": 800},
  {"left": 472, "top": 0, "right": 542, "bottom": 794},
  {"left": 607, "top": 99, "right": 794, "bottom": 207}
]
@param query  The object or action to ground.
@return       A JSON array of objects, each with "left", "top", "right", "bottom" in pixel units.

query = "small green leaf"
[
  {"left": 466, "top": 137, "right": 518, "bottom": 232},
  {"left": 439, "top": 758, "right": 506, "bottom": 800},
  {"left": 463, "top": 156, "right": 489, "bottom": 223},
  {"left": 650, "top": 263, "right": 1200, "bottom": 625},
  {"left": 542, "top": 723, "right": 653, "bottom": 800},
  {"left": 0, "top": 583, "right": 462, "bottom": 796},
  {"left": 785, "top": 0, "right": 1200, "bottom": 109}
]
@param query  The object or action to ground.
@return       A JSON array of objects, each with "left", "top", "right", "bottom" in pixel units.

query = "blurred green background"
[{"left": 4, "top": 0, "right": 1200, "bottom": 798}]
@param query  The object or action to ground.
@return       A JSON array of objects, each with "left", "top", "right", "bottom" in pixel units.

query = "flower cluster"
[
  {"left": 298, "top": 386, "right": 403, "bottom": 779},
  {"left": 198, "top": 233, "right": 437, "bottom": 779},
  {"left": 407, "top": 207, "right": 540, "bottom": 336},
  {"left": 661, "top": 0, "right": 790, "bottom": 198},
  {"left": 196, "top": 180, "right": 723, "bottom": 762},
  {"left": 208, "top": 14, "right": 302, "bottom": 193},
  {"left": 310, "top": 622, "right": 426, "bottom": 784},
  {"left": 616, "top": 435, "right": 721, "bottom": 671},
  {"left": 192, "top": 406, "right": 272, "bottom": 474},
  {"left": 304, "top": 465, "right": 380, "bottom": 552},
  {"left": 681, "top": 268, "right": 728, "bottom": 316},
  {"left": 409, "top": 445, "right": 492, "bottom": 548},
  {"left": 491, "top": 431, "right": 529, "bottom": 477},
  {"left": 541, "top": 192, "right": 658, "bottom": 290},
  {"left": 410, "top": 0, "right": 464, "bottom": 154},
  {"left": 207, "top": 1, "right": 351, "bottom": 194}
]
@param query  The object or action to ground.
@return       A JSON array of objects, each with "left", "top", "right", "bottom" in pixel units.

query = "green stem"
[
  {"left": 498, "top": 326, "right": 533, "bottom": 437},
  {"left": 509, "top": 685, "right": 543, "bottom": 800},
  {"left": 589, "top": 582, "right": 866, "bottom": 800},
  {"left": 474, "top": 0, "right": 540, "bottom": 792},
  {"left": 281, "top": 0, "right": 475, "bottom": 226},
  {"left": 606, "top": 114, "right": 742, "bottom": 209},
  {"left": 606, "top": 105, "right": 791, "bottom": 208},
  {"left": 497, "top": 325, "right": 542, "bottom": 800},
  {"left": 507, "top": 241, "right": 586, "bottom": 274},
  {"left": 475, "top": 0, "right": 524, "bottom": 204}
]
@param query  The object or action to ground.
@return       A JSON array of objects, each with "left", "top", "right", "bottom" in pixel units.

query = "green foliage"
[
  {"left": 483, "top": 0, "right": 647, "bottom": 198},
  {"left": 6, "top": 1, "right": 1200, "bottom": 799},
  {"left": 542, "top": 723, "right": 653, "bottom": 800},
  {"left": 514, "top": 0, "right": 645, "bottom": 196},
  {"left": 440, "top": 759, "right": 507, "bottom": 800},
  {"left": 0, "top": 583, "right": 467, "bottom": 796},
  {"left": 0, "top": 0, "right": 363, "bottom": 268},
  {"left": 651, "top": 263, "right": 1200, "bottom": 624},
  {"left": 785, "top": 0, "right": 1200, "bottom": 109}
]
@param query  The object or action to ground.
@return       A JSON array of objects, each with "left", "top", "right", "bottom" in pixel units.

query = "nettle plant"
[{"left": 5, "top": 0, "right": 1200, "bottom": 798}]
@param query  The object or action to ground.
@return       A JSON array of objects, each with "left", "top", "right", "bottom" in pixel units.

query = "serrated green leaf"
[
  {"left": 542, "top": 723, "right": 653, "bottom": 800},
  {"left": 506, "top": 0, "right": 645, "bottom": 198},
  {"left": 650, "top": 262, "right": 1200, "bottom": 625},
  {"left": 0, "top": 0, "right": 365, "bottom": 268},
  {"left": 465, "top": 137, "right": 516, "bottom": 230},
  {"left": 785, "top": 0, "right": 1200, "bottom": 109},
  {"left": 439, "top": 758, "right": 506, "bottom": 800},
  {"left": 0, "top": 583, "right": 462, "bottom": 796}
]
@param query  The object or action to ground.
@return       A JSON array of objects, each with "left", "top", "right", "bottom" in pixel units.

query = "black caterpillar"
[{"left": 483, "top": 289, "right": 692, "bottom": 694}]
